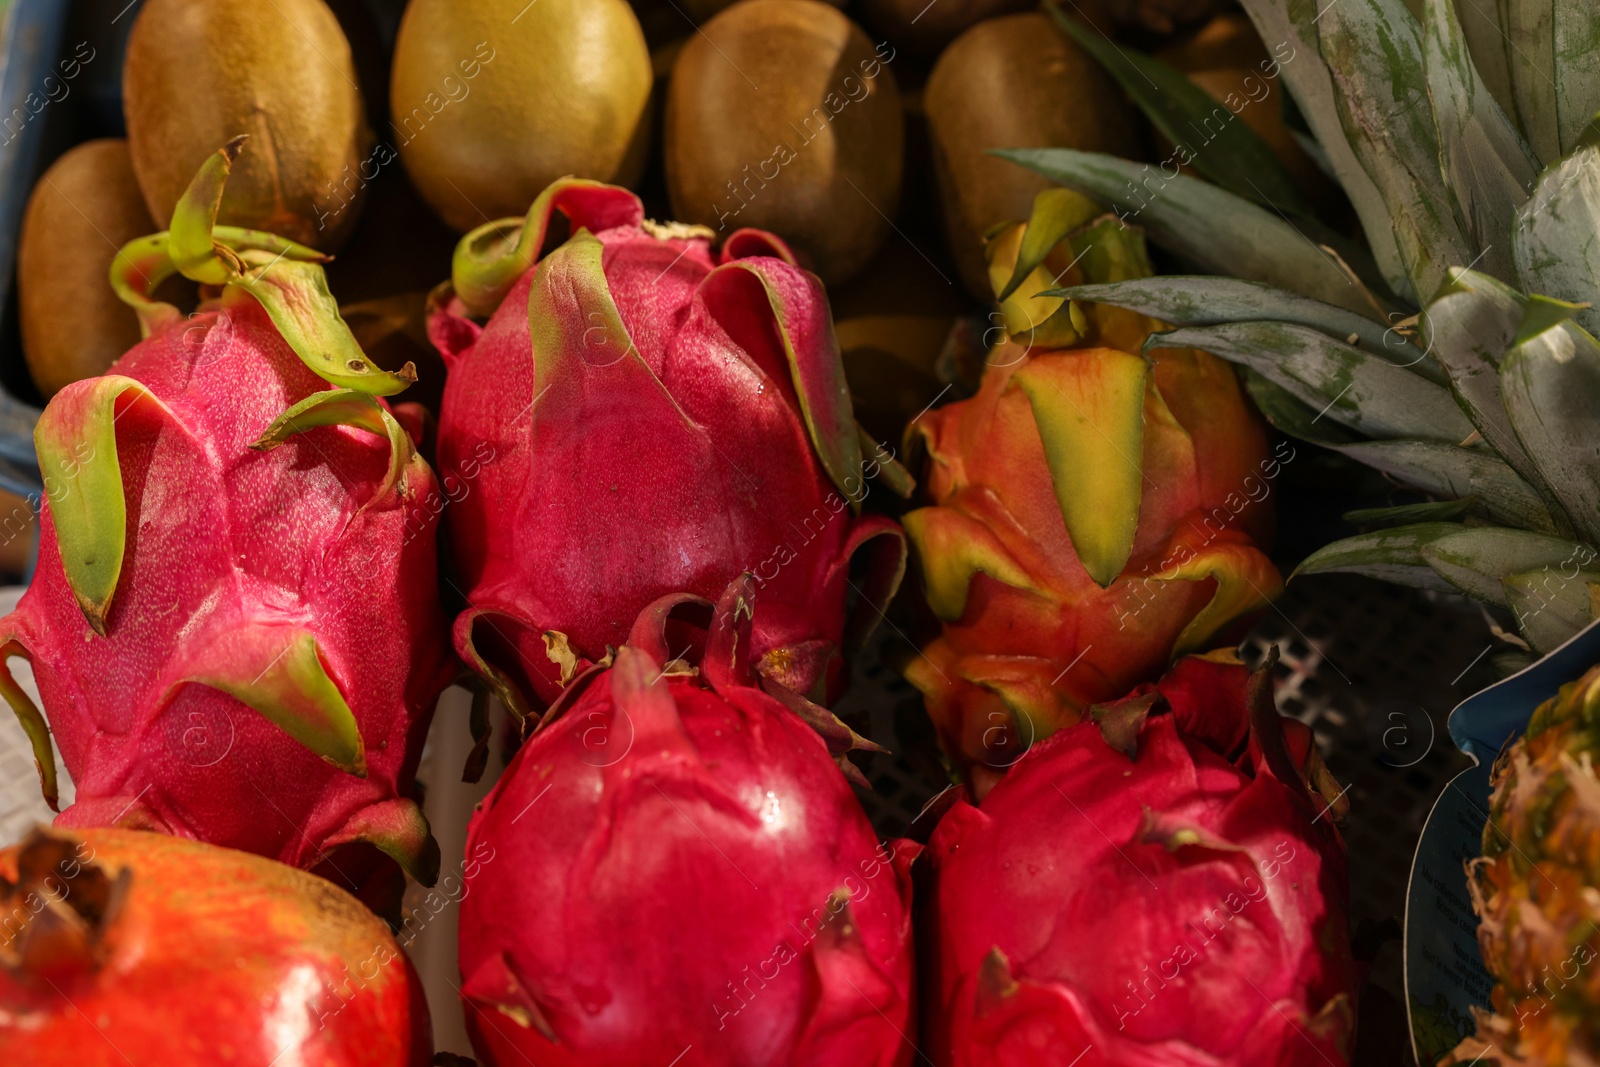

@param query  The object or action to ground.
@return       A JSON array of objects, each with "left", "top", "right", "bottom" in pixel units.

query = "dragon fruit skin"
[
  {"left": 431, "top": 179, "right": 907, "bottom": 718},
  {"left": 920, "top": 653, "right": 1357, "bottom": 1066},
  {"left": 457, "top": 577, "right": 918, "bottom": 1067},
  {"left": 0, "top": 141, "right": 454, "bottom": 891},
  {"left": 904, "top": 205, "right": 1282, "bottom": 797}
]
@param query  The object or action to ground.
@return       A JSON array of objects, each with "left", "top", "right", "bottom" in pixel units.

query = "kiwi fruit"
[
  {"left": 391, "top": 0, "right": 652, "bottom": 233},
  {"left": 924, "top": 13, "right": 1143, "bottom": 299},
  {"left": 859, "top": 0, "right": 1033, "bottom": 58},
  {"left": 123, "top": 0, "right": 370, "bottom": 251},
  {"left": 18, "top": 140, "right": 155, "bottom": 398},
  {"left": 665, "top": 0, "right": 903, "bottom": 284}
]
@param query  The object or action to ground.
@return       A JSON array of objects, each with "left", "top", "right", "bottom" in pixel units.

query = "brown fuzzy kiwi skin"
[
  {"left": 665, "top": 0, "right": 903, "bottom": 286},
  {"left": 18, "top": 140, "right": 155, "bottom": 399},
  {"left": 122, "top": 0, "right": 369, "bottom": 252},
  {"left": 390, "top": 0, "right": 652, "bottom": 234},
  {"left": 924, "top": 12, "right": 1144, "bottom": 300}
]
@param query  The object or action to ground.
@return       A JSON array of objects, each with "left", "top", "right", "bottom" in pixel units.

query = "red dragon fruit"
[
  {"left": 920, "top": 651, "right": 1357, "bottom": 1066},
  {"left": 0, "top": 827, "right": 433, "bottom": 1067},
  {"left": 430, "top": 178, "right": 908, "bottom": 732},
  {"left": 457, "top": 575, "right": 917, "bottom": 1067},
  {"left": 0, "top": 140, "right": 454, "bottom": 895}
]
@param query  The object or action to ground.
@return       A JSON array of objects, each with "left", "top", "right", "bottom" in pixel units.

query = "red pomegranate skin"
[{"left": 0, "top": 828, "right": 432, "bottom": 1067}]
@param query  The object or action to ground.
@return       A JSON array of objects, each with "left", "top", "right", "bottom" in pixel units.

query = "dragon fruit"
[
  {"left": 905, "top": 198, "right": 1281, "bottom": 795},
  {"left": 0, "top": 827, "right": 432, "bottom": 1067},
  {"left": 920, "top": 650, "right": 1357, "bottom": 1066},
  {"left": 431, "top": 178, "right": 908, "bottom": 736},
  {"left": 457, "top": 575, "right": 917, "bottom": 1066},
  {"left": 0, "top": 140, "right": 454, "bottom": 895}
]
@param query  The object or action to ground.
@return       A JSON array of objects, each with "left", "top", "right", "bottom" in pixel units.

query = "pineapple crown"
[{"left": 997, "top": 0, "right": 1600, "bottom": 656}]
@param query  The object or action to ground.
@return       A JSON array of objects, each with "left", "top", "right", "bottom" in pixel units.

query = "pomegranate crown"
[{"left": 0, "top": 831, "right": 128, "bottom": 991}]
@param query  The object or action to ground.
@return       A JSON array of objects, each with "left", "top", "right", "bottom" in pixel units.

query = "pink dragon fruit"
[
  {"left": 457, "top": 574, "right": 917, "bottom": 1066},
  {"left": 0, "top": 140, "right": 454, "bottom": 896},
  {"left": 920, "top": 651, "right": 1357, "bottom": 1066},
  {"left": 430, "top": 178, "right": 908, "bottom": 732}
]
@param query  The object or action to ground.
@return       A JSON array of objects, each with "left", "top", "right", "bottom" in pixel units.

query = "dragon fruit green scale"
[
  {"left": 432, "top": 178, "right": 909, "bottom": 724},
  {"left": 0, "top": 139, "right": 453, "bottom": 891}
]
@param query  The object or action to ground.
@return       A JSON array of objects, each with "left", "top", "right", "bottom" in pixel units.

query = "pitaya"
[
  {"left": 430, "top": 178, "right": 909, "bottom": 735},
  {"left": 0, "top": 140, "right": 454, "bottom": 894},
  {"left": 919, "top": 650, "right": 1357, "bottom": 1066},
  {"left": 905, "top": 197, "right": 1281, "bottom": 795},
  {"left": 457, "top": 574, "right": 918, "bottom": 1066},
  {"left": 0, "top": 827, "right": 432, "bottom": 1067}
]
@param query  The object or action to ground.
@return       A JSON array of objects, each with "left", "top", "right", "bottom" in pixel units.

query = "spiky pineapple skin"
[{"left": 1458, "top": 666, "right": 1600, "bottom": 1065}]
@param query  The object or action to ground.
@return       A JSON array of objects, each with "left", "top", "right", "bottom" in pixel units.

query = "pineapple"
[
  {"left": 1448, "top": 664, "right": 1600, "bottom": 1064},
  {"left": 1001, "top": 0, "right": 1600, "bottom": 661}
]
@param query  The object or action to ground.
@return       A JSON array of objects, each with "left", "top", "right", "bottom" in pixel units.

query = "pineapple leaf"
[
  {"left": 1502, "top": 566, "right": 1600, "bottom": 652},
  {"left": 1235, "top": 0, "right": 1409, "bottom": 294},
  {"left": 1293, "top": 522, "right": 1464, "bottom": 593},
  {"left": 1500, "top": 0, "right": 1600, "bottom": 161},
  {"left": 1051, "top": 276, "right": 1438, "bottom": 381},
  {"left": 1513, "top": 146, "right": 1600, "bottom": 337},
  {"left": 1338, "top": 440, "right": 1556, "bottom": 532},
  {"left": 1343, "top": 498, "right": 1476, "bottom": 527},
  {"left": 1239, "top": 369, "right": 1362, "bottom": 446},
  {"left": 1317, "top": 0, "right": 1474, "bottom": 302},
  {"left": 1243, "top": 362, "right": 1550, "bottom": 532},
  {"left": 1421, "top": 0, "right": 1539, "bottom": 282},
  {"left": 1145, "top": 321, "right": 1475, "bottom": 441},
  {"left": 1454, "top": 0, "right": 1516, "bottom": 124},
  {"left": 1422, "top": 269, "right": 1549, "bottom": 496},
  {"left": 1511, "top": 293, "right": 1587, "bottom": 346},
  {"left": 1045, "top": 4, "right": 1310, "bottom": 216},
  {"left": 995, "top": 148, "right": 1382, "bottom": 317},
  {"left": 1420, "top": 526, "right": 1596, "bottom": 609},
  {"left": 1499, "top": 317, "right": 1600, "bottom": 544}
]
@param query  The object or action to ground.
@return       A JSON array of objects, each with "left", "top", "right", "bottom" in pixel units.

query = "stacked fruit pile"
[{"left": 0, "top": 0, "right": 1594, "bottom": 1064}]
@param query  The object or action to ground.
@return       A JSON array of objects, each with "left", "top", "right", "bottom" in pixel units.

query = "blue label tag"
[{"left": 1405, "top": 617, "right": 1600, "bottom": 1064}]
